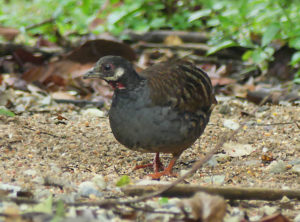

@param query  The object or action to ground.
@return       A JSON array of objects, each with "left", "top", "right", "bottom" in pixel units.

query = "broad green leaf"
[
  {"left": 262, "top": 23, "right": 280, "bottom": 47},
  {"left": 0, "top": 108, "right": 15, "bottom": 117},
  {"left": 289, "top": 37, "right": 300, "bottom": 50},
  {"left": 251, "top": 48, "right": 268, "bottom": 64},
  {"left": 28, "top": 195, "right": 53, "bottom": 214},
  {"left": 242, "top": 50, "right": 253, "bottom": 61},
  {"left": 188, "top": 9, "right": 211, "bottom": 22},
  {"left": 207, "top": 40, "right": 236, "bottom": 55},
  {"left": 290, "top": 52, "right": 300, "bottom": 66},
  {"left": 116, "top": 175, "right": 130, "bottom": 187}
]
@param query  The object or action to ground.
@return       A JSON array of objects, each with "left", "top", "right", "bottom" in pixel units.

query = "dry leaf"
[{"left": 177, "top": 192, "right": 226, "bottom": 222}]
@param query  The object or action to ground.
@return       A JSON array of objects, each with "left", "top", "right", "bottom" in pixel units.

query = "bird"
[{"left": 83, "top": 55, "right": 217, "bottom": 179}]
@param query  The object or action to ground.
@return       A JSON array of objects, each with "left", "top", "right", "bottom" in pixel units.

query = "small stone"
[
  {"left": 81, "top": 108, "right": 105, "bottom": 117},
  {"left": 0, "top": 183, "right": 21, "bottom": 197},
  {"left": 266, "top": 160, "right": 287, "bottom": 174},
  {"left": 289, "top": 159, "right": 300, "bottom": 165},
  {"left": 261, "top": 205, "right": 277, "bottom": 215},
  {"left": 223, "top": 119, "right": 239, "bottom": 130},
  {"left": 32, "top": 176, "right": 44, "bottom": 184},
  {"left": 219, "top": 104, "right": 231, "bottom": 115},
  {"left": 291, "top": 164, "right": 300, "bottom": 174},
  {"left": 78, "top": 181, "right": 103, "bottom": 197},
  {"left": 203, "top": 175, "right": 225, "bottom": 185},
  {"left": 179, "top": 169, "right": 190, "bottom": 177},
  {"left": 24, "top": 169, "right": 37, "bottom": 176},
  {"left": 280, "top": 196, "right": 290, "bottom": 203},
  {"left": 205, "top": 156, "right": 218, "bottom": 167},
  {"left": 92, "top": 175, "right": 107, "bottom": 190},
  {"left": 295, "top": 213, "right": 300, "bottom": 222},
  {"left": 262, "top": 147, "right": 268, "bottom": 153},
  {"left": 244, "top": 160, "right": 260, "bottom": 166},
  {"left": 223, "top": 142, "right": 254, "bottom": 157}
]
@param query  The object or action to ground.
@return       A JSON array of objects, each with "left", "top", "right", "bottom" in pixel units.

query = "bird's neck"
[{"left": 117, "top": 71, "right": 145, "bottom": 91}]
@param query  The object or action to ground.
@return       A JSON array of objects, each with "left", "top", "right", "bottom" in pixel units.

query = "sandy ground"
[{"left": 0, "top": 96, "right": 299, "bottom": 221}]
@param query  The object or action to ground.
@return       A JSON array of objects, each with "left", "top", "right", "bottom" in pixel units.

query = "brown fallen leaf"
[
  {"left": 177, "top": 192, "right": 226, "bottom": 222},
  {"left": 246, "top": 90, "right": 300, "bottom": 105},
  {"left": 259, "top": 213, "right": 290, "bottom": 222},
  {"left": 0, "top": 26, "right": 19, "bottom": 41},
  {"left": 22, "top": 39, "right": 136, "bottom": 91}
]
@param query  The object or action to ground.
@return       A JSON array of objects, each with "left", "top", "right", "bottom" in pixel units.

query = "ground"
[{"left": 0, "top": 96, "right": 299, "bottom": 221}]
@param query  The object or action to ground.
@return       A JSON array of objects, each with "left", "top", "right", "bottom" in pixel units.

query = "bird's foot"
[
  {"left": 148, "top": 170, "right": 178, "bottom": 180},
  {"left": 133, "top": 153, "right": 164, "bottom": 173},
  {"left": 148, "top": 156, "right": 179, "bottom": 179}
]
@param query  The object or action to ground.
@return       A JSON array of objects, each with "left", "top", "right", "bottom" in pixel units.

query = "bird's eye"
[{"left": 103, "top": 64, "right": 112, "bottom": 71}]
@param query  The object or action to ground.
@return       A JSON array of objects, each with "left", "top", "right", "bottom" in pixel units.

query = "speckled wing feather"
[{"left": 141, "top": 60, "right": 217, "bottom": 113}]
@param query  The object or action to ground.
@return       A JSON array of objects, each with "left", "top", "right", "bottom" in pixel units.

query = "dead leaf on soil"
[
  {"left": 22, "top": 39, "right": 136, "bottom": 91},
  {"left": 259, "top": 213, "right": 290, "bottom": 222},
  {"left": 0, "top": 26, "right": 19, "bottom": 41},
  {"left": 177, "top": 192, "right": 226, "bottom": 222}
]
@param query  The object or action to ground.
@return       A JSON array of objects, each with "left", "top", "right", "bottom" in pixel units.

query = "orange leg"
[
  {"left": 148, "top": 154, "right": 180, "bottom": 180},
  {"left": 134, "top": 153, "right": 164, "bottom": 173}
]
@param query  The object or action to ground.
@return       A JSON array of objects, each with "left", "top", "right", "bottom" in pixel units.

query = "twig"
[
  {"left": 25, "top": 18, "right": 55, "bottom": 30},
  {"left": 255, "top": 121, "right": 300, "bottom": 126},
  {"left": 123, "top": 30, "right": 209, "bottom": 43},
  {"left": 135, "top": 43, "right": 210, "bottom": 52},
  {"left": 23, "top": 126, "right": 60, "bottom": 138},
  {"left": 54, "top": 99, "right": 104, "bottom": 108},
  {"left": 122, "top": 185, "right": 300, "bottom": 201}
]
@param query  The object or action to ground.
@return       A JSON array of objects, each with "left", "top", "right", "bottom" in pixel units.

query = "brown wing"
[{"left": 141, "top": 60, "right": 217, "bottom": 113}]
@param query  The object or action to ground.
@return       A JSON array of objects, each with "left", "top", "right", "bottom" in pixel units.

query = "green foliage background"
[{"left": 0, "top": 0, "right": 299, "bottom": 81}]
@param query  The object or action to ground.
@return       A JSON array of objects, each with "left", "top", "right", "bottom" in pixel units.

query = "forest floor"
[{"left": 0, "top": 94, "right": 299, "bottom": 221}]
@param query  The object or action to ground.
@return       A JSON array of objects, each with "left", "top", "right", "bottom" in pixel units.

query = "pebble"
[
  {"left": 24, "top": 169, "right": 38, "bottom": 176},
  {"left": 81, "top": 108, "right": 105, "bottom": 117},
  {"left": 261, "top": 205, "right": 277, "bottom": 215},
  {"left": 219, "top": 104, "right": 231, "bottom": 115},
  {"left": 78, "top": 181, "right": 103, "bottom": 197},
  {"left": 92, "top": 175, "right": 107, "bottom": 190},
  {"left": 203, "top": 175, "right": 225, "bottom": 185},
  {"left": 291, "top": 164, "right": 300, "bottom": 174},
  {"left": 205, "top": 155, "right": 218, "bottom": 167},
  {"left": 266, "top": 160, "right": 287, "bottom": 173},
  {"left": 262, "top": 147, "right": 268, "bottom": 153},
  {"left": 223, "top": 142, "right": 254, "bottom": 157},
  {"left": 0, "top": 183, "right": 21, "bottom": 197},
  {"left": 295, "top": 213, "right": 300, "bottom": 222},
  {"left": 223, "top": 119, "right": 240, "bottom": 130},
  {"left": 289, "top": 159, "right": 300, "bottom": 165}
]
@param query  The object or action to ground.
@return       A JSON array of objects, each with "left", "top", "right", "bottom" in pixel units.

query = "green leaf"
[
  {"left": 289, "top": 37, "right": 300, "bottom": 50},
  {"left": 290, "top": 52, "right": 300, "bottom": 66},
  {"left": 55, "top": 199, "right": 65, "bottom": 217},
  {"left": 116, "top": 175, "right": 130, "bottom": 187},
  {"left": 0, "top": 108, "right": 15, "bottom": 117},
  {"left": 262, "top": 23, "right": 280, "bottom": 47},
  {"left": 294, "top": 70, "right": 300, "bottom": 84},
  {"left": 159, "top": 197, "right": 169, "bottom": 205},
  {"left": 242, "top": 50, "right": 253, "bottom": 61},
  {"left": 28, "top": 195, "right": 53, "bottom": 214},
  {"left": 207, "top": 40, "right": 236, "bottom": 55},
  {"left": 188, "top": 9, "right": 211, "bottom": 22},
  {"left": 251, "top": 48, "right": 268, "bottom": 64}
]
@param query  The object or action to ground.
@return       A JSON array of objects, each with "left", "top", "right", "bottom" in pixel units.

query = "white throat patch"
[{"left": 104, "top": 67, "right": 125, "bottom": 81}]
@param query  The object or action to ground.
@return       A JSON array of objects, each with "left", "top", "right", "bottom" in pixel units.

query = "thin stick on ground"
[{"left": 122, "top": 184, "right": 300, "bottom": 201}]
